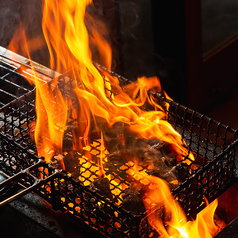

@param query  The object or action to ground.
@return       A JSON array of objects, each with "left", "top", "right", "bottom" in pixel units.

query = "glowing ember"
[{"left": 8, "top": 0, "right": 219, "bottom": 237}]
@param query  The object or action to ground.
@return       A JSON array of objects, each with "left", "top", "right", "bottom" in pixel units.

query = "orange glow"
[
  {"left": 8, "top": 24, "right": 45, "bottom": 60},
  {"left": 98, "top": 131, "right": 106, "bottom": 177},
  {"left": 129, "top": 166, "right": 218, "bottom": 238},
  {"left": 8, "top": 0, "right": 194, "bottom": 163},
  {"left": 40, "top": 0, "right": 195, "bottom": 163},
  {"left": 8, "top": 0, "right": 220, "bottom": 237}
]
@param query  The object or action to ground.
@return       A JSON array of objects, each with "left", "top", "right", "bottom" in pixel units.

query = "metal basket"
[{"left": 0, "top": 61, "right": 237, "bottom": 237}]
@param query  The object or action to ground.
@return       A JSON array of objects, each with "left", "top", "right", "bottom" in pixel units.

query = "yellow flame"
[
  {"left": 8, "top": 0, "right": 194, "bottom": 164},
  {"left": 7, "top": 1, "right": 219, "bottom": 237},
  {"left": 130, "top": 167, "right": 218, "bottom": 238}
]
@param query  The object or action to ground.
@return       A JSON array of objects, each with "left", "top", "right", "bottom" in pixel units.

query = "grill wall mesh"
[{"left": 0, "top": 71, "right": 237, "bottom": 237}]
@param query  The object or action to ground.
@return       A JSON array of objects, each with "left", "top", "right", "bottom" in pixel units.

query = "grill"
[{"left": 0, "top": 46, "right": 238, "bottom": 238}]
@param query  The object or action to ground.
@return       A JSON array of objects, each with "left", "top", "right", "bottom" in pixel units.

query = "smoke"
[
  {"left": 0, "top": 0, "right": 49, "bottom": 66},
  {"left": 0, "top": 0, "right": 158, "bottom": 79},
  {"left": 0, "top": 1, "right": 21, "bottom": 48},
  {"left": 85, "top": 0, "right": 121, "bottom": 72},
  {"left": 119, "top": 1, "right": 142, "bottom": 37}
]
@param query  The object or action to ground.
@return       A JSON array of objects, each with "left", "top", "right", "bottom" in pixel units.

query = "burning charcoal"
[
  {"left": 62, "top": 136, "right": 73, "bottom": 152},
  {"left": 148, "top": 139, "right": 164, "bottom": 150},
  {"left": 172, "top": 163, "right": 190, "bottom": 183},
  {"left": 51, "top": 154, "right": 65, "bottom": 170},
  {"left": 62, "top": 128, "right": 74, "bottom": 152},
  {"left": 146, "top": 167, "right": 177, "bottom": 183},
  {"left": 162, "top": 143, "right": 181, "bottom": 165},
  {"left": 141, "top": 149, "right": 165, "bottom": 167},
  {"left": 133, "top": 141, "right": 168, "bottom": 169},
  {"left": 147, "top": 161, "right": 190, "bottom": 187},
  {"left": 105, "top": 137, "right": 165, "bottom": 166},
  {"left": 106, "top": 150, "right": 125, "bottom": 164},
  {"left": 102, "top": 122, "right": 126, "bottom": 154},
  {"left": 104, "top": 155, "right": 130, "bottom": 181},
  {"left": 128, "top": 139, "right": 157, "bottom": 162},
  {"left": 121, "top": 183, "right": 146, "bottom": 215},
  {"left": 91, "top": 177, "right": 114, "bottom": 201},
  {"left": 63, "top": 150, "right": 81, "bottom": 178},
  {"left": 101, "top": 120, "right": 182, "bottom": 173},
  {"left": 164, "top": 154, "right": 178, "bottom": 167},
  {"left": 104, "top": 137, "right": 179, "bottom": 185}
]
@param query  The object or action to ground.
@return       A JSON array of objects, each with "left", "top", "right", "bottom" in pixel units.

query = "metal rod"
[
  {"left": 0, "top": 159, "right": 60, "bottom": 207},
  {"left": 0, "top": 172, "right": 57, "bottom": 207}
]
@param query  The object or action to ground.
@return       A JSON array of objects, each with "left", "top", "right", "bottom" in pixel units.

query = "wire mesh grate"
[{"left": 0, "top": 62, "right": 237, "bottom": 237}]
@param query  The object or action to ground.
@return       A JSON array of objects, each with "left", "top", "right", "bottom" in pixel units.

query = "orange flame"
[
  {"left": 40, "top": 0, "right": 195, "bottom": 163},
  {"left": 9, "top": 0, "right": 195, "bottom": 201},
  {"left": 7, "top": 1, "right": 219, "bottom": 237},
  {"left": 129, "top": 166, "right": 218, "bottom": 237},
  {"left": 8, "top": 0, "right": 194, "bottom": 164}
]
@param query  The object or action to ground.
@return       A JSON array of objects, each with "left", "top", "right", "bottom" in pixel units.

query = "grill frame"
[{"left": 0, "top": 54, "right": 238, "bottom": 237}]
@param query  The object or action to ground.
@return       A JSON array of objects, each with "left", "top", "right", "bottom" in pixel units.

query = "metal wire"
[{"left": 0, "top": 61, "right": 237, "bottom": 237}]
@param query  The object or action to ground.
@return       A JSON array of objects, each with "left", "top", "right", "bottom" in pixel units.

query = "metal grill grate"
[
  {"left": 0, "top": 59, "right": 33, "bottom": 108},
  {"left": 0, "top": 54, "right": 238, "bottom": 237}
]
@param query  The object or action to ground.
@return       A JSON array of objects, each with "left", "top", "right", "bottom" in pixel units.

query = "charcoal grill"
[{"left": 0, "top": 46, "right": 238, "bottom": 238}]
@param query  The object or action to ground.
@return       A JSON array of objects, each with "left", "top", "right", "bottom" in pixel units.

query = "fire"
[
  {"left": 129, "top": 166, "right": 218, "bottom": 237},
  {"left": 9, "top": 0, "right": 194, "bottom": 164},
  {"left": 9, "top": 0, "right": 194, "bottom": 163},
  {"left": 8, "top": 0, "right": 219, "bottom": 237}
]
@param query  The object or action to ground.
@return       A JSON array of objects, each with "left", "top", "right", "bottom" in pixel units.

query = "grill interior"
[{"left": 0, "top": 50, "right": 238, "bottom": 238}]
